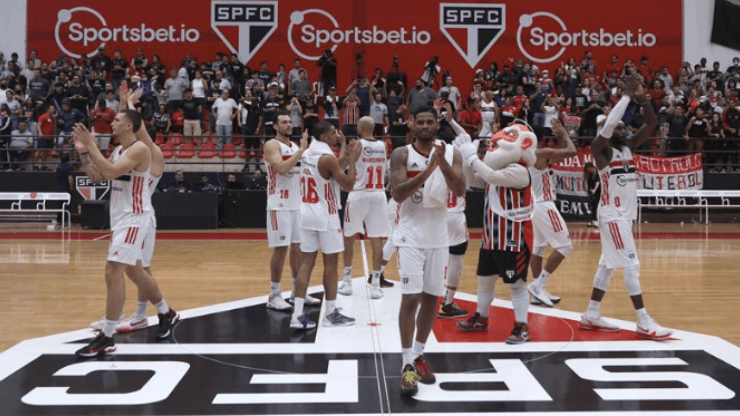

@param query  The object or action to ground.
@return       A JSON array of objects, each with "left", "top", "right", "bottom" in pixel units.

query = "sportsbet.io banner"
[{"left": 551, "top": 150, "right": 703, "bottom": 221}]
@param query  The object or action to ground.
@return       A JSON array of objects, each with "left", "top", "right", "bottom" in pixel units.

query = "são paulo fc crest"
[
  {"left": 440, "top": 3, "right": 506, "bottom": 68},
  {"left": 75, "top": 176, "right": 110, "bottom": 201}
]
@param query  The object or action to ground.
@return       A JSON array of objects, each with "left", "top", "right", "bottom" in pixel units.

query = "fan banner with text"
[{"left": 551, "top": 150, "right": 704, "bottom": 220}]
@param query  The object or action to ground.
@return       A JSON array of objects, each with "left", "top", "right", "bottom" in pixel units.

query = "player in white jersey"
[
  {"left": 390, "top": 106, "right": 465, "bottom": 397},
  {"left": 579, "top": 74, "right": 672, "bottom": 340},
  {"left": 340, "top": 116, "right": 393, "bottom": 299},
  {"left": 72, "top": 110, "right": 179, "bottom": 357},
  {"left": 291, "top": 121, "right": 361, "bottom": 329},
  {"left": 263, "top": 111, "right": 319, "bottom": 312},
  {"left": 526, "top": 118, "right": 577, "bottom": 307}
]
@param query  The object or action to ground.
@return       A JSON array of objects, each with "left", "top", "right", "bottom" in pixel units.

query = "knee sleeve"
[
  {"left": 447, "top": 254, "right": 464, "bottom": 287},
  {"left": 449, "top": 241, "right": 468, "bottom": 255},
  {"left": 532, "top": 245, "right": 546, "bottom": 257},
  {"left": 476, "top": 275, "right": 496, "bottom": 317},
  {"left": 555, "top": 243, "right": 573, "bottom": 257},
  {"left": 623, "top": 262, "right": 642, "bottom": 296},
  {"left": 509, "top": 279, "right": 529, "bottom": 323},
  {"left": 593, "top": 264, "right": 615, "bottom": 291},
  {"left": 382, "top": 240, "right": 395, "bottom": 262}
]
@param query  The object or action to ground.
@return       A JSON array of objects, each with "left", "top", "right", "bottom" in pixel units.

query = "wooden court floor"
[{"left": 1, "top": 222, "right": 739, "bottom": 352}]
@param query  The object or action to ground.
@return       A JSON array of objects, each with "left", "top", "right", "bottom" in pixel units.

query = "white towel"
[{"left": 423, "top": 144, "right": 454, "bottom": 208}]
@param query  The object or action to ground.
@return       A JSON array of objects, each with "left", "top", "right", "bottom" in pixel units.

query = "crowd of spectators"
[{"left": 1, "top": 46, "right": 740, "bottom": 172}]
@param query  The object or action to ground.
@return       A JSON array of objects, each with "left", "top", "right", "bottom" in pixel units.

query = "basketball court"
[{"left": 1, "top": 223, "right": 740, "bottom": 415}]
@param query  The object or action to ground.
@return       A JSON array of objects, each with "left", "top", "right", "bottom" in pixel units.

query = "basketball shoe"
[
  {"left": 115, "top": 316, "right": 149, "bottom": 333},
  {"left": 579, "top": 313, "right": 620, "bottom": 332},
  {"left": 437, "top": 302, "right": 468, "bottom": 318},
  {"left": 156, "top": 309, "right": 180, "bottom": 339},
  {"left": 288, "top": 294, "right": 322, "bottom": 306},
  {"left": 89, "top": 313, "right": 125, "bottom": 331},
  {"left": 323, "top": 308, "right": 356, "bottom": 327},
  {"left": 75, "top": 334, "right": 116, "bottom": 358},
  {"left": 456, "top": 312, "right": 488, "bottom": 331},
  {"left": 290, "top": 314, "right": 317, "bottom": 329},
  {"left": 399, "top": 364, "right": 419, "bottom": 397},
  {"left": 636, "top": 317, "right": 673, "bottom": 340},
  {"left": 528, "top": 282, "right": 554, "bottom": 307},
  {"left": 367, "top": 272, "right": 394, "bottom": 288},
  {"left": 267, "top": 291, "right": 293, "bottom": 311},
  {"left": 413, "top": 355, "right": 435, "bottom": 384},
  {"left": 369, "top": 286, "right": 384, "bottom": 299},
  {"left": 337, "top": 281, "right": 353, "bottom": 296},
  {"left": 505, "top": 322, "right": 531, "bottom": 345}
]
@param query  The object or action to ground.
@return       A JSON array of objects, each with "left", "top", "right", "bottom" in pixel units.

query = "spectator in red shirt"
[
  {"left": 90, "top": 99, "right": 116, "bottom": 151},
  {"left": 34, "top": 104, "right": 56, "bottom": 170},
  {"left": 512, "top": 85, "right": 527, "bottom": 114},
  {"left": 171, "top": 109, "right": 185, "bottom": 134},
  {"left": 457, "top": 97, "right": 482, "bottom": 138},
  {"left": 637, "top": 56, "right": 654, "bottom": 82},
  {"left": 648, "top": 80, "right": 667, "bottom": 107}
]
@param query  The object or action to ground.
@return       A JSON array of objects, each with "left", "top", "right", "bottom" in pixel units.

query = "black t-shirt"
[
  {"left": 181, "top": 98, "right": 200, "bottom": 120},
  {"left": 111, "top": 59, "right": 128, "bottom": 78},
  {"left": 56, "top": 163, "right": 73, "bottom": 192},
  {"left": 667, "top": 114, "right": 688, "bottom": 138},
  {"left": 28, "top": 77, "right": 50, "bottom": 101},
  {"left": 688, "top": 117, "right": 708, "bottom": 138}
]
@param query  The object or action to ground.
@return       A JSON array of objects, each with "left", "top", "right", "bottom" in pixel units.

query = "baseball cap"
[{"left": 268, "top": 82, "right": 279, "bottom": 87}]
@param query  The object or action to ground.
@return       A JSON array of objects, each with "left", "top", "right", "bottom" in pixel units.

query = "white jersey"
[
  {"left": 266, "top": 139, "right": 301, "bottom": 211},
  {"left": 598, "top": 146, "right": 638, "bottom": 221},
  {"left": 479, "top": 100, "right": 496, "bottom": 138},
  {"left": 299, "top": 140, "right": 341, "bottom": 231},
  {"left": 529, "top": 165, "right": 556, "bottom": 202},
  {"left": 393, "top": 143, "right": 449, "bottom": 249},
  {"left": 147, "top": 172, "right": 162, "bottom": 228},
  {"left": 109, "top": 143, "right": 154, "bottom": 230},
  {"left": 352, "top": 138, "right": 387, "bottom": 192},
  {"left": 446, "top": 189, "right": 465, "bottom": 214}
]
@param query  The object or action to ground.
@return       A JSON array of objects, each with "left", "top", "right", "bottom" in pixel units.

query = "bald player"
[{"left": 340, "top": 116, "right": 393, "bottom": 299}]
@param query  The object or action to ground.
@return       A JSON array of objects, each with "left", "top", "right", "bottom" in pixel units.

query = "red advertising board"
[{"left": 27, "top": 0, "right": 682, "bottom": 92}]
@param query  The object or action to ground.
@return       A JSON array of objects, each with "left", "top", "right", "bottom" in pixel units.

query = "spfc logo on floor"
[
  {"left": 440, "top": 3, "right": 506, "bottom": 68},
  {"left": 2, "top": 288, "right": 740, "bottom": 414}
]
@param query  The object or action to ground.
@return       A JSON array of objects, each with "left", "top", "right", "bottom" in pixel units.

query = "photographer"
[
  {"left": 317, "top": 49, "right": 338, "bottom": 91},
  {"left": 421, "top": 56, "right": 440, "bottom": 87}
]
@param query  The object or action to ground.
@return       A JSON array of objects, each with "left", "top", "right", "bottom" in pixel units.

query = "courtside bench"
[
  {"left": 637, "top": 190, "right": 740, "bottom": 224},
  {"left": 0, "top": 192, "right": 71, "bottom": 227}
]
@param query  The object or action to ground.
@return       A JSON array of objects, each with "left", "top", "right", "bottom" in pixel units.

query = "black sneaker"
[
  {"left": 156, "top": 309, "right": 180, "bottom": 339},
  {"left": 75, "top": 334, "right": 116, "bottom": 358},
  {"left": 367, "top": 272, "right": 394, "bottom": 288}
]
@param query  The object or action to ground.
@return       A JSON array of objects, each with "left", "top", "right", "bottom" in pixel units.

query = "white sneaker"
[
  {"left": 541, "top": 288, "right": 561, "bottom": 304},
  {"left": 290, "top": 294, "right": 321, "bottom": 306},
  {"left": 90, "top": 313, "right": 125, "bottom": 331},
  {"left": 636, "top": 317, "right": 673, "bottom": 340},
  {"left": 266, "top": 292, "right": 293, "bottom": 311},
  {"left": 290, "top": 314, "right": 317, "bottom": 329},
  {"left": 337, "top": 281, "right": 353, "bottom": 296},
  {"left": 579, "top": 313, "right": 620, "bottom": 333},
  {"left": 115, "top": 316, "right": 149, "bottom": 332},
  {"left": 369, "top": 286, "right": 384, "bottom": 299},
  {"left": 528, "top": 282, "right": 553, "bottom": 307}
]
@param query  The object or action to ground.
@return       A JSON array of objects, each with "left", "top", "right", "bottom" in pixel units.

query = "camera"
[{"left": 356, "top": 51, "right": 365, "bottom": 63}]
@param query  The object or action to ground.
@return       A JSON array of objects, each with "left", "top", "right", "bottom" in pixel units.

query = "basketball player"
[
  {"left": 527, "top": 118, "right": 577, "bottom": 307},
  {"left": 290, "top": 122, "right": 361, "bottom": 329},
  {"left": 263, "top": 111, "right": 320, "bottom": 311},
  {"left": 454, "top": 125, "right": 538, "bottom": 347},
  {"left": 72, "top": 111, "right": 178, "bottom": 357},
  {"left": 89, "top": 88, "right": 167, "bottom": 333},
  {"left": 579, "top": 74, "right": 672, "bottom": 340},
  {"left": 390, "top": 106, "right": 465, "bottom": 396},
  {"left": 437, "top": 118, "right": 473, "bottom": 318},
  {"left": 340, "top": 116, "right": 392, "bottom": 299}
]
